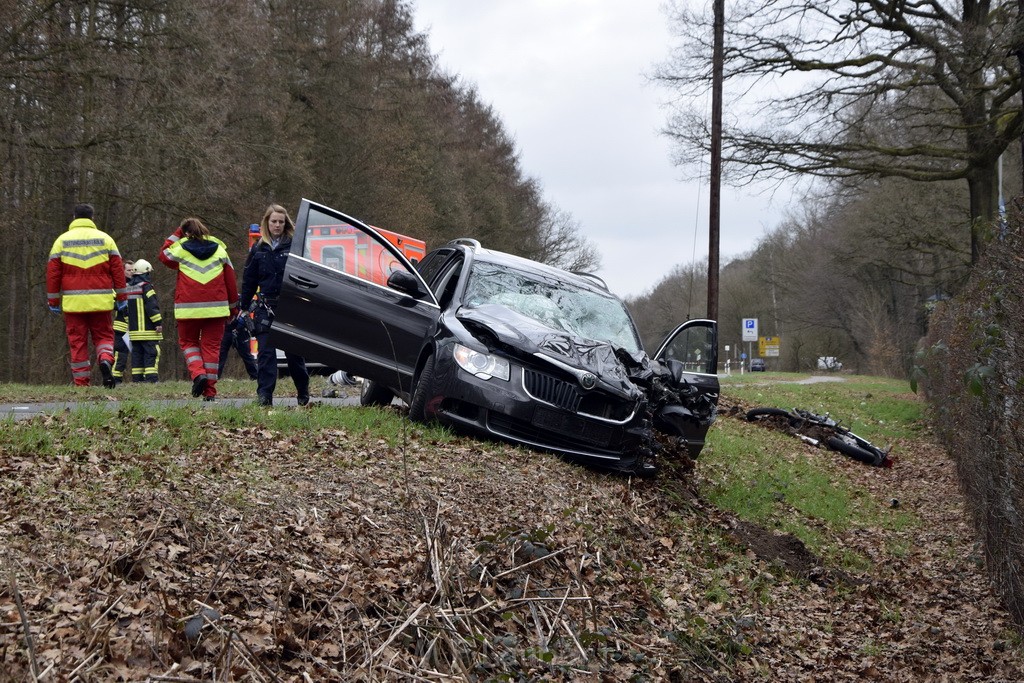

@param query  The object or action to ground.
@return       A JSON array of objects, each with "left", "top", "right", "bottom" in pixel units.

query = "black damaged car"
[{"left": 271, "top": 199, "right": 720, "bottom": 475}]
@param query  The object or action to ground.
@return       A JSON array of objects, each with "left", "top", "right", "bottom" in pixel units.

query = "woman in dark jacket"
[{"left": 240, "top": 204, "right": 309, "bottom": 406}]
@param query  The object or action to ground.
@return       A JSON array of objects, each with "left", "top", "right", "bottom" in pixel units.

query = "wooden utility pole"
[{"left": 707, "top": 0, "right": 724, "bottom": 322}]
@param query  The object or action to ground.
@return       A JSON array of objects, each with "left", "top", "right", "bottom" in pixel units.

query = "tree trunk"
[
  {"left": 1019, "top": 0, "right": 1024, "bottom": 192},
  {"left": 968, "top": 163, "right": 998, "bottom": 264}
]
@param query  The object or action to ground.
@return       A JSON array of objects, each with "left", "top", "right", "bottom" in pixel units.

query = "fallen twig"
[
  {"left": 493, "top": 546, "right": 568, "bottom": 580},
  {"left": 66, "top": 650, "right": 99, "bottom": 679},
  {"left": 88, "top": 594, "right": 125, "bottom": 630},
  {"left": 381, "top": 663, "right": 459, "bottom": 681},
  {"left": 9, "top": 573, "right": 40, "bottom": 680},
  {"left": 371, "top": 602, "right": 427, "bottom": 660},
  {"left": 563, "top": 617, "right": 589, "bottom": 661}
]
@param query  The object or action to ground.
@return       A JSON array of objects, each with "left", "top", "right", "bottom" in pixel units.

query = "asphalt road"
[{"left": 0, "top": 395, "right": 365, "bottom": 420}]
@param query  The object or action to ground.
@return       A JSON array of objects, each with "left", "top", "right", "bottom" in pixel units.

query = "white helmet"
[{"left": 133, "top": 259, "right": 153, "bottom": 274}]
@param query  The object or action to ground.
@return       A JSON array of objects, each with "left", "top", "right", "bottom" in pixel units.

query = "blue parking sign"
[{"left": 742, "top": 317, "right": 758, "bottom": 341}]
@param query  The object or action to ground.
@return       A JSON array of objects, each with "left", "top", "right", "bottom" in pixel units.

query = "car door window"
[
  {"left": 415, "top": 248, "right": 454, "bottom": 284},
  {"left": 272, "top": 199, "right": 437, "bottom": 391},
  {"left": 301, "top": 209, "right": 415, "bottom": 287},
  {"left": 431, "top": 258, "right": 464, "bottom": 308},
  {"left": 656, "top": 322, "right": 717, "bottom": 375}
]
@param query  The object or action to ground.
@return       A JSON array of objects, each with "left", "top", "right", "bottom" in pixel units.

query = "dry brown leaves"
[{"left": 1, "top": 406, "right": 1022, "bottom": 681}]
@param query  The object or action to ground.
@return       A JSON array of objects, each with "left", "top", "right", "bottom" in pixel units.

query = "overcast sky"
[{"left": 410, "top": 0, "right": 798, "bottom": 299}]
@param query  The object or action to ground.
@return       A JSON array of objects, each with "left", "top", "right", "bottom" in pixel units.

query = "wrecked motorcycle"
[{"left": 745, "top": 407, "right": 895, "bottom": 468}]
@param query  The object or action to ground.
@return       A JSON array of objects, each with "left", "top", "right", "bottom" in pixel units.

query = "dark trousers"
[
  {"left": 113, "top": 332, "right": 130, "bottom": 381},
  {"left": 255, "top": 330, "right": 309, "bottom": 404},
  {"left": 130, "top": 340, "right": 160, "bottom": 382},
  {"left": 218, "top": 320, "right": 258, "bottom": 379}
]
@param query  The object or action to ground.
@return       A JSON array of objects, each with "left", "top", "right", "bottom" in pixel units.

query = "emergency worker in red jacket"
[
  {"left": 159, "top": 217, "right": 239, "bottom": 400},
  {"left": 46, "top": 203, "right": 128, "bottom": 387}
]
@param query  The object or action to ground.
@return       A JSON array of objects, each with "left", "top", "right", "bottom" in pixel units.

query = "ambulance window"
[
  {"left": 321, "top": 246, "right": 344, "bottom": 271},
  {"left": 301, "top": 209, "right": 415, "bottom": 287}
]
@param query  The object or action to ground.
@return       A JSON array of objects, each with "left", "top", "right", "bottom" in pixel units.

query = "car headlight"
[{"left": 453, "top": 343, "right": 510, "bottom": 381}]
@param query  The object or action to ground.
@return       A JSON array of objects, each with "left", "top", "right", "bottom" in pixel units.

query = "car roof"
[{"left": 440, "top": 239, "right": 613, "bottom": 298}]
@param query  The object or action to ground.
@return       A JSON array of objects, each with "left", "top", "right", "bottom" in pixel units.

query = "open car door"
[
  {"left": 652, "top": 318, "right": 719, "bottom": 394},
  {"left": 270, "top": 199, "right": 438, "bottom": 394},
  {"left": 650, "top": 319, "right": 720, "bottom": 456}
]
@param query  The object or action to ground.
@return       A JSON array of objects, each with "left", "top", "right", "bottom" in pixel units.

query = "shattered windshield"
[{"left": 463, "top": 261, "right": 642, "bottom": 354}]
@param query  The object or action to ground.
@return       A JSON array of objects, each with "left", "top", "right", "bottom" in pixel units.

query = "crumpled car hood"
[{"left": 456, "top": 304, "right": 648, "bottom": 400}]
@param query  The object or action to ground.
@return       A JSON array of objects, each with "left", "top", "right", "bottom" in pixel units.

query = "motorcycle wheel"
[
  {"left": 745, "top": 407, "right": 794, "bottom": 422},
  {"left": 825, "top": 435, "right": 887, "bottom": 467}
]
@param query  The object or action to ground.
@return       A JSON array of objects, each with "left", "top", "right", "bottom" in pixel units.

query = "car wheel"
[
  {"left": 408, "top": 353, "right": 436, "bottom": 423},
  {"left": 360, "top": 379, "right": 394, "bottom": 407}
]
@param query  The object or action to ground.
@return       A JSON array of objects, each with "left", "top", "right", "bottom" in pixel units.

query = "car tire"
[
  {"left": 408, "top": 353, "right": 436, "bottom": 423},
  {"left": 360, "top": 379, "right": 394, "bottom": 407}
]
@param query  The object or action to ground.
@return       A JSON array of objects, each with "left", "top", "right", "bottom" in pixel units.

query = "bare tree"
[
  {"left": 515, "top": 205, "right": 600, "bottom": 273},
  {"left": 656, "top": 0, "right": 1023, "bottom": 264},
  {"left": 627, "top": 261, "right": 710, "bottom": 350}
]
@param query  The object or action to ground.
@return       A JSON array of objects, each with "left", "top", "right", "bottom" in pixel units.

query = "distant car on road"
[
  {"left": 271, "top": 199, "right": 721, "bottom": 475},
  {"left": 750, "top": 358, "right": 766, "bottom": 372},
  {"left": 817, "top": 356, "right": 843, "bottom": 371}
]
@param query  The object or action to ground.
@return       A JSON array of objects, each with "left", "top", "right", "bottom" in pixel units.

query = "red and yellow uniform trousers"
[{"left": 46, "top": 219, "right": 127, "bottom": 386}]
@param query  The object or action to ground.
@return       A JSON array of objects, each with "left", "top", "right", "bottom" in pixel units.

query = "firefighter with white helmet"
[{"left": 118, "top": 257, "right": 163, "bottom": 382}]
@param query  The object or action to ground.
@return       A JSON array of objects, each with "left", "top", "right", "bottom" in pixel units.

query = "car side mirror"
[{"left": 387, "top": 269, "right": 426, "bottom": 297}]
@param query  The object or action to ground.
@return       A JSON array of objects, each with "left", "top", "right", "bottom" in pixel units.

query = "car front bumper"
[{"left": 426, "top": 350, "right": 649, "bottom": 472}]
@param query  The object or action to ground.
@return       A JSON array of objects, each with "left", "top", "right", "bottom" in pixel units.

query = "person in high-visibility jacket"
[
  {"left": 159, "top": 217, "right": 239, "bottom": 401},
  {"left": 120, "top": 258, "right": 163, "bottom": 383},
  {"left": 46, "top": 203, "right": 128, "bottom": 387}
]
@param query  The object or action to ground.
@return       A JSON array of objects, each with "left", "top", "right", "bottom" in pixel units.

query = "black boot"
[{"left": 100, "top": 360, "right": 115, "bottom": 389}]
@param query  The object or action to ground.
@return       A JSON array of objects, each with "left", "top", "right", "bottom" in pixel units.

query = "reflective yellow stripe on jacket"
[
  {"left": 164, "top": 237, "right": 232, "bottom": 319},
  {"left": 48, "top": 220, "right": 123, "bottom": 312}
]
